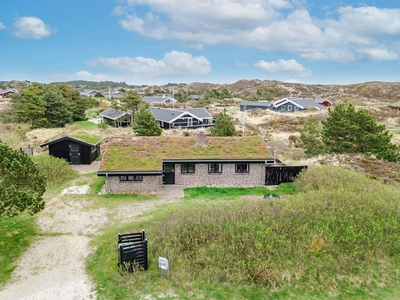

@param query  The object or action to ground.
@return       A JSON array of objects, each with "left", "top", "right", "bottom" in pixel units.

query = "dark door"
[
  {"left": 69, "top": 143, "right": 81, "bottom": 165},
  {"left": 162, "top": 163, "right": 175, "bottom": 185}
]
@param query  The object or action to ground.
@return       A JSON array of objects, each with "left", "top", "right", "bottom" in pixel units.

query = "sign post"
[{"left": 158, "top": 257, "right": 169, "bottom": 279}]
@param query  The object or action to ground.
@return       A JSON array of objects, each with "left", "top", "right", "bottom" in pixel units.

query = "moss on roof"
[
  {"left": 69, "top": 131, "right": 102, "bottom": 145},
  {"left": 99, "top": 136, "right": 272, "bottom": 172},
  {"left": 389, "top": 101, "right": 400, "bottom": 108}
]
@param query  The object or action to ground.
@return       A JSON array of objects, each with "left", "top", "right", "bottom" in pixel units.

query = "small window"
[
  {"left": 128, "top": 175, "right": 143, "bottom": 181},
  {"left": 281, "top": 106, "right": 285, "bottom": 111},
  {"left": 236, "top": 163, "right": 249, "bottom": 173},
  {"left": 181, "top": 163, "right": 195, "bottom": 173},
  {"left": 295, "top": 106, "right": 299, "bottom": 110},
  {"left": 288, "top": 105, "right": 292, "bottom": 111},
  {"left": 208, "top": 163, "right": 222, "bottom": 173},
  {"left": 120, "top": 175, "right": 143, "bottom": 181}
]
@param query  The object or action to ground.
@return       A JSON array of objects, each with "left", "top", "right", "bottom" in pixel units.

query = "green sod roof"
[
  {"left": 69, "top": 131, "right": 102, "bottom": 145},
  {"left": 99, "top": 136, "right": 272, "bottom": 172},
  {"left": 389, "top": 101, "right": 400, "bottom": 108}
]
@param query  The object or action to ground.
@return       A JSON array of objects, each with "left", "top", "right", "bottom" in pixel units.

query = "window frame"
[
  {"left": 208, "top": 163, "right": 223, "bottom": 173},
  {"left": 120, "top": 175, "right": 143, "bottom": 182},
  {"left": 235, "top": 163, "right": 249, "bottom": 173},
  {"left": 181, "top": 163, "right": 195, "bottom": 173}
]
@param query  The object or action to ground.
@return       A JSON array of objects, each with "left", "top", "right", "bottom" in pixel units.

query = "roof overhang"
[
  {"left": 40, "top": 136, "right": 101, "bottom": 147},
  {"left": 97, "top": 171, "right": 162, "bottom": 176}
]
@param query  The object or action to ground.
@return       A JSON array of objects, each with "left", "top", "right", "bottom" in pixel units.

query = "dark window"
[
  {"left": 120, "top": 175, "right": 143, "bottom": 181},
  {"left": 208, "top": 163, "right": 222, "bottom": 173},
  {"left": 70, "top": 144, "right": 79, "bottom": 151},
  {"left": 236, "top": 163, "right": 249, "bottom": 173},
  {"left": 181, "top": 163, "right": 195, "bottom": 173}
]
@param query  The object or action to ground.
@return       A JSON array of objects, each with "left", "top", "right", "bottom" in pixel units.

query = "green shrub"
[
  {"left": 98, "top": 122, "right": 108, "bottom": 131},
  {"left": 31, "top": 154, "right": 76, "bottom": 185}
]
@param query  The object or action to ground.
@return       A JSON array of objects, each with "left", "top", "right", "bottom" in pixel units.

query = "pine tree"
[
  {"left": 298, "top": 116, "right": 326, "bottom": 157},
  {"left": 211, "top": 109, "right": 237, "bottom": 136},
  {"left": 120, "top": 90, "right": 143, "bottom": 125},
  {"left": 12, "top": 82, "right": 46, "bottom": 126},
  {"left": 133, "top": 105, "right": 162, "bottom": 136},
  {"left": 42, "top": 89, "right": 73, "bottom": 127},
  {"left": 322, "top": 103, "right": 399, "bottom": 161}
]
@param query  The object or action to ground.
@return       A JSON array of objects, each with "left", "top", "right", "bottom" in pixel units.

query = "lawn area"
[
  {"left": 71, "top": 120, "right": 99, "bottom": 130},
  {"left": 0, "top": 214, "right": 38, "bottom": 286}
]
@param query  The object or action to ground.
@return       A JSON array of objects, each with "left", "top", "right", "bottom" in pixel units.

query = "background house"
[
  {"left": 389, "top": 102, "right": 400, "bottom": 113},
  {"left": 240, "top": 101, "right": 272, "bottom": 111},
  {"left": 80, "top": 89, "right": 100, "bottom": 97},
  {"left": 99, "top": 108, "right": 131, "bottom": 127},
  {"left": 0, "top": 88, "right": 18, "bottom": 98},
  {"left": 272, "top": 97, "right": 326, "bottom": 112},
  {"left": 97, "top": 132, "right": 275, "bottom": 194},
  {"left": 150, "top": 107, "right": 214, "bottom": 129},
  {"left": 40, "top": 131, "right": 102, "bottom": 165},
  {"left": 142, "top": 94, "right": 178, "bottom": 104}
]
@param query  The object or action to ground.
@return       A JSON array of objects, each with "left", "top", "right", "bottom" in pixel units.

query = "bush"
[{"left": 31, "top": 154, "right": 76, "bottom": 185}]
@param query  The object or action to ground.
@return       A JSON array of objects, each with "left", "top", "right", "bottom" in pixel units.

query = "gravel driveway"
[{"left": 0, "top": 172, "right": 182, "bottom": 300}]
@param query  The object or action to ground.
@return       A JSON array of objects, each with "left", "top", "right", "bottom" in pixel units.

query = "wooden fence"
[
  {"left": 20, "top": 145, "right": 33, "bottom": 156},
  {"left": 117, "top": 231, "right": 148, "bottom": 272},
  {"left": 265, "top": 165, "right": 307, "bottom": 185}
]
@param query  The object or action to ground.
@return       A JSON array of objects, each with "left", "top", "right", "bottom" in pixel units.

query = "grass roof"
[
  {"left": 389, "top": 101, "right": 400, "bottom": 108},
  {"left": 99, "top": 136, "right": 272, "bottom": 172},
  {"left": 69, "top": 131, "right": 102, "bottom": 145}
]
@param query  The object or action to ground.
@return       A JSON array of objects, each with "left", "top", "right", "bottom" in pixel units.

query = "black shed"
[{"left": 40, "top": 133, "right": 102, "bottom": 165}]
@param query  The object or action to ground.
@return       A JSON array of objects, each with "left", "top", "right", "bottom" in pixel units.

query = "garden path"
[{"left": 0, "top": 168, "right": 181, "bottom": 300}]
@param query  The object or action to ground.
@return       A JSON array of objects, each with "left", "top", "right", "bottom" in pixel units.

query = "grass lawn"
[
  {"left": 0, "top": 214, "right": 38, "bottom": 286},
  {"left": 71, "top": 120, "right": 99, "bottom": 130}
]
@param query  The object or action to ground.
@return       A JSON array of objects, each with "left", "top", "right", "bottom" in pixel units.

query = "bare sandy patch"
[
  {"left": 61, "top": 185, "right": 90, "bottom": 195},
  {"left": 0, "top": 236, "right": 95, "bottom": 300}
]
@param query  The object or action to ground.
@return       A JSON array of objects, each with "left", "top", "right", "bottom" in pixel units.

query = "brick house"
[{"left": 97, "top": 130, "right": 275, "bottom": 194}]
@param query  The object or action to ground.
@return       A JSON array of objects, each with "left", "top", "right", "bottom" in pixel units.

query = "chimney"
[{"left": 196, "top": 128, "right": 207, "bottom": 146}]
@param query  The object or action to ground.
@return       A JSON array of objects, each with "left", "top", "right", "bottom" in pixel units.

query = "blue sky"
[{"left": 1, "top": 0, "right": 400, "bottom": 85}]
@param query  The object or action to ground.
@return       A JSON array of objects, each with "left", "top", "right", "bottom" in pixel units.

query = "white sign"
[{"left": 158, "top": 257, "right": 169, "bottom": 271}]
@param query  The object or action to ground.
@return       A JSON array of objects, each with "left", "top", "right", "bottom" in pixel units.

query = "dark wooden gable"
[{"left": 40, "top": 136, "right": 100, "bottom": 165}]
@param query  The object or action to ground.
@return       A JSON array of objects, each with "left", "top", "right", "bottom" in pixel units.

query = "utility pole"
[{"left": 242, "top": 105, "right": 246, "bottom": 137}]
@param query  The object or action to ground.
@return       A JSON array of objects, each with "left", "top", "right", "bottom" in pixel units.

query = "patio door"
[
  {"left": 162, "top": 163, "right": 175, "bottom": 185},
  {"left": 69, "top": 143, "right": 81, "bottom": 165}
]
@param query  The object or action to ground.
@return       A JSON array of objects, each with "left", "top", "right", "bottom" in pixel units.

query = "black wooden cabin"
[{"left": 40, "top": 136, "right": 101, "bottom": 165}]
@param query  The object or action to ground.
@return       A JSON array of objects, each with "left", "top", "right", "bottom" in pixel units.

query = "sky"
[{"left": 1, "top": 0, "right": 400, "bottom": 86}]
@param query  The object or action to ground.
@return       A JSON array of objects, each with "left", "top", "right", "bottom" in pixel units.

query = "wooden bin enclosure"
[{"left": 117, "top": 231, "right": 148, "bottom": 272}]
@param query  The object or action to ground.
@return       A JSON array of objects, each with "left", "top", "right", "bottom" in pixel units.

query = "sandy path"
[{"left": 0, "top": 184, "right": 180, "bottom": 300}]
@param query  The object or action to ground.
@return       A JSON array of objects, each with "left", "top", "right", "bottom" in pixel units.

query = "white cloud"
[
  {"left": 235, "top": 60, "right": 247, "bottom": 67},
  {"left": 254, "top": 59, "right": 312, "bottom": 77},
  {"left": 116, "top": 1, "right": 400, "bottom": 62},
  {"left": 356, "top": 48, "right": 398, "bottom": 61},
  {"left": 0, "top": 22, "right": 6, "bottom": 30},
  {"left": 87, "top": 51, "right": 211, "bottom": 78},
  {"left": 112, "top": 6, "right": 127, "bottom": 16},
  {"left": 13, "top": 16, "right": 55, "bottom": 39},
  {"left": 51, "top": 71, "right": 123, "bottom": 82}
]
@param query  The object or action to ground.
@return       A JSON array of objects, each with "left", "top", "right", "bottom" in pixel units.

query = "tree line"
[{"left": 11, "top": 83, "right": 97, "bottom": 128}]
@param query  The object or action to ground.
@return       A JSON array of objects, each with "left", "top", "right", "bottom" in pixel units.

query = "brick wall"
[
  {"left": 106, "top": 175, "right": 162, "bottom": 194},
  {"left": 175, "top": 163, "right": 265, "bottom": 187}
]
